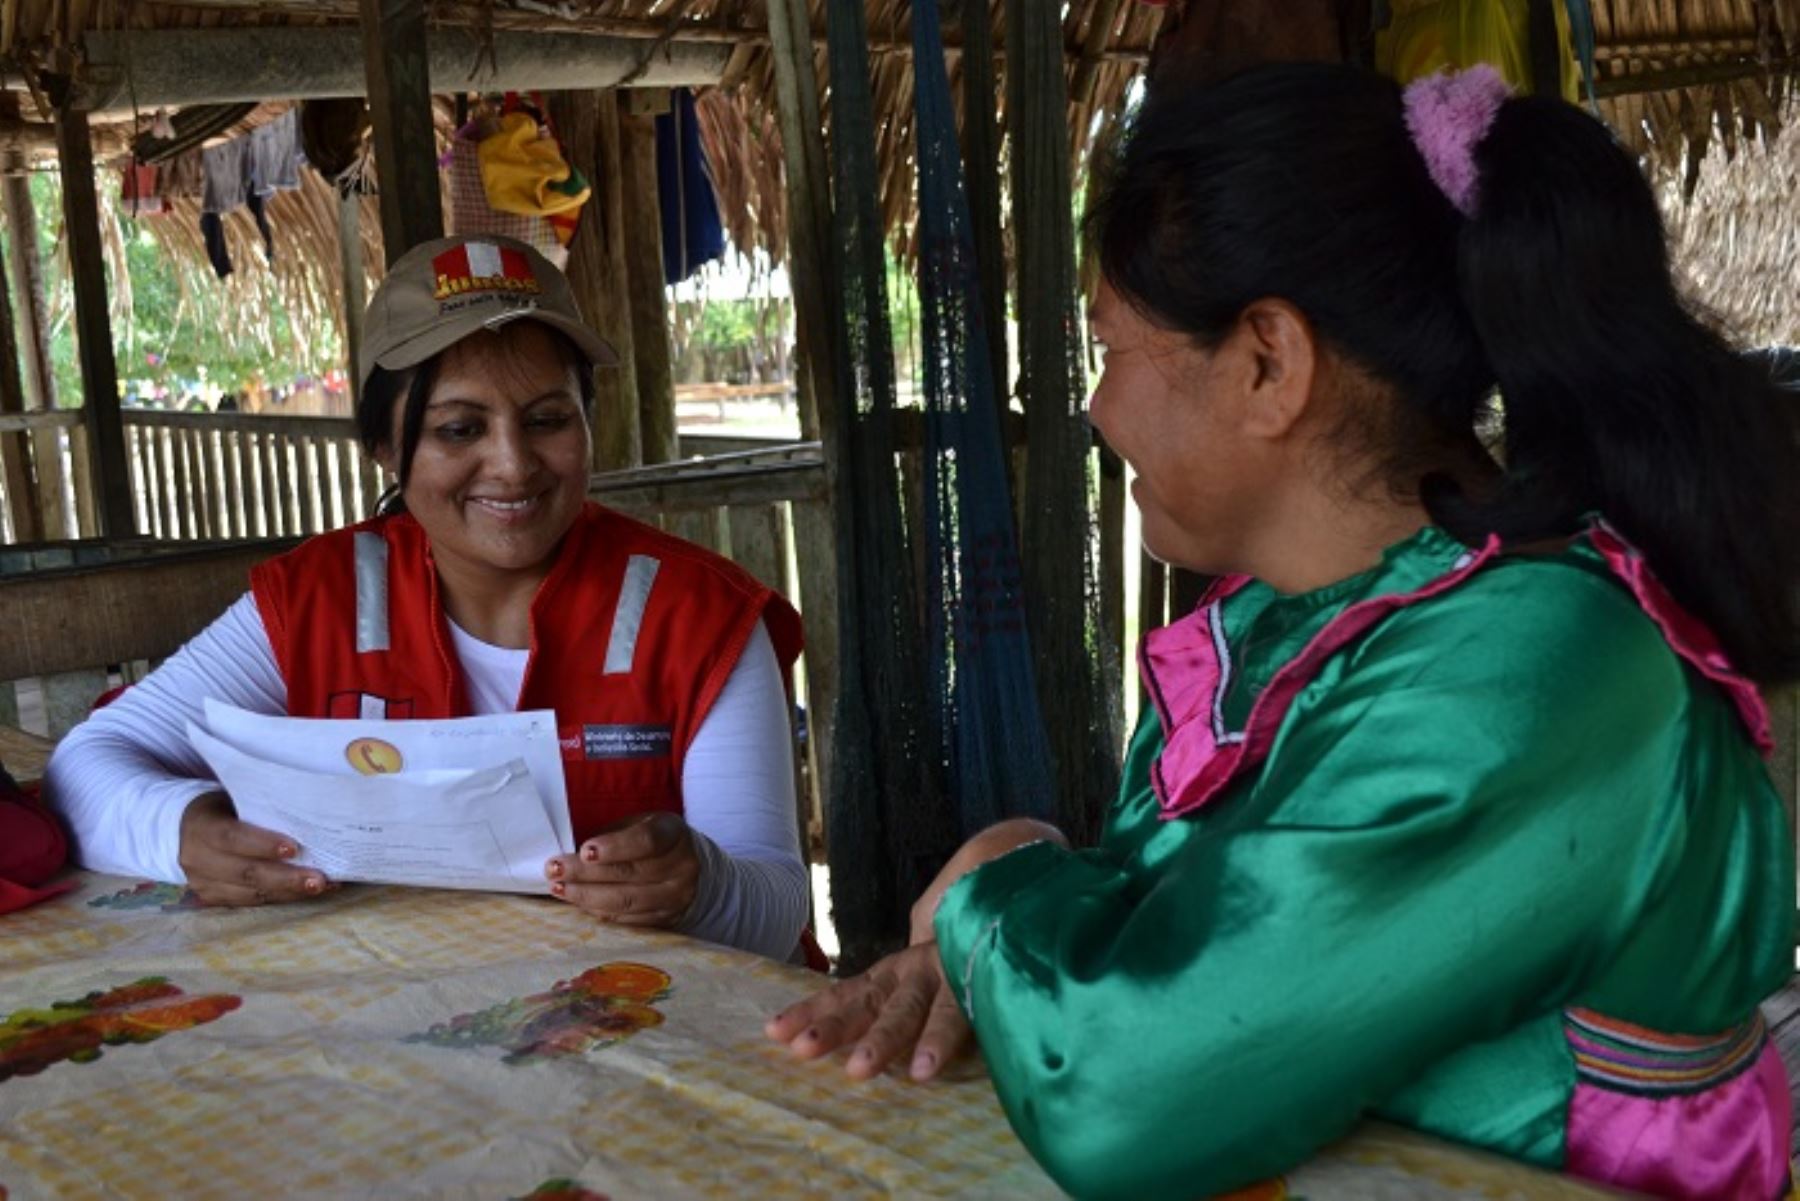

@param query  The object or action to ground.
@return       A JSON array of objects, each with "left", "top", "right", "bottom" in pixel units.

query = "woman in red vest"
[{"left": 48, "top": 235, "right": 812, "bottom": 961}]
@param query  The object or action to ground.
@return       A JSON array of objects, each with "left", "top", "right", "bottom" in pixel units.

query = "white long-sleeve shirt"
[{"left": 45, "top": 594, "right": 810, "bottom": 960}]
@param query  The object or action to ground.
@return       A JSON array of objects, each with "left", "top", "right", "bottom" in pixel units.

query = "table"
[{"left": 1, "top": 874, "right": 1627, "bottom": 1200}]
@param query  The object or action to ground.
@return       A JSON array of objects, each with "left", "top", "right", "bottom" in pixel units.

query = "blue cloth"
[{"left": 656, "top": 90, "right": 726, "bottom": 284}]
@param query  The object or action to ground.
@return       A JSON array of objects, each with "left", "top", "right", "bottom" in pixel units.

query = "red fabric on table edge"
[{"left": 1, "top": 771, "right": 74, "bottom": 914}]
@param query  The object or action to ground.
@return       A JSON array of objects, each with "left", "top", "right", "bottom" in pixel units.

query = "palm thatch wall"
[{"left": 1666, "top": 119, "right": 1800, "bottom": 345}]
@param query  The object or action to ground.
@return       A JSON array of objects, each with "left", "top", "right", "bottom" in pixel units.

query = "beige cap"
[{"left": 359, "top": 234, "right": 617, "bottom": 393}]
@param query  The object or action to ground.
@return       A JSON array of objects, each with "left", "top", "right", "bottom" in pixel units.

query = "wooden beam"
[
  {"left": 65, "top": 6, "right": 1157, "bottom": 63},
  {"left": 337, "top": 190, "right": 366, "bottom": 406},
  {"left": 590, "top": 461, "right": 824, "bottom": 516},
  {"left": 1594, "top": 57, "right": 1794, "bottom": 98},
  {"left": 124, "top": 409, "right": 356, "bottom": 438},
  {"left": 619, "top": 107, "right": 677, "bottom": 465},
  {"left": 53, "top": 107, "right": 134, "bottom": 537},
  {"left": 0, "top": 410, "right": 80, "bottom": 434},
  {"left": 0, "top": 539, "right": 299, "bottom": 680},
  {"left": 73, "top": 28, "right": 732, "bottom": 110},
  {"left": 550, "top": 89, "right": 642, "bottom": 470},
  {"left": 358, "top": 0, "right": 444, "bottom": 263}
]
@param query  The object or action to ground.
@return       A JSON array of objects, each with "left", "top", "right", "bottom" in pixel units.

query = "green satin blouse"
[{"left": 934, "top": 527, "right": 1792, "bottom": 1199}]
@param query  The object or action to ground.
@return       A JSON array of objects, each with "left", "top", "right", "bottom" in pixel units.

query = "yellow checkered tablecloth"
[{"left": 0, "top": 874, "right": 1627, "bottom": 1200}]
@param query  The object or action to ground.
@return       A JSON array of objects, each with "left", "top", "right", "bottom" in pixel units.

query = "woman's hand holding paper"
[
  {"left": 545, "top": 810, "right": 700, "bottom": 927},
  {"left": 178, "top": 791, "right": 331, "bottom": 906}
]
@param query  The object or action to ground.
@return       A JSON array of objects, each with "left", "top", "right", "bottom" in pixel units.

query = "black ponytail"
[
  {"left": 1443, "top": 94, "right": 1800, "bottom": 682},
  {"left": 1090, "top": 63, "right": 1799, "bottom": 684}
]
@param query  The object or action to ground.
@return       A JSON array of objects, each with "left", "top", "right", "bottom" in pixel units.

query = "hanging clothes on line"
[
  {"left": 161, "top": 150, "right": 205, "bottom": 202},
  {"left": 249, "top": 109, "right": 305, "bottom": 196},
  {"left": 656, "top": 88, "right": 726, "bottom": 284},
  {"left": 200, "top": 134, "right": 276, "bottom": 279},
  {"left": 201, "top": 137, "right": 249, "bottom": 214},
  {"left": 122, "top": 163, "right": 166, "bottom": 217}
]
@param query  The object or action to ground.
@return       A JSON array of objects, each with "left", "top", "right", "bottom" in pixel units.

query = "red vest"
[{"left": 250, "top": 502, "right": 803, "bottom": 844}]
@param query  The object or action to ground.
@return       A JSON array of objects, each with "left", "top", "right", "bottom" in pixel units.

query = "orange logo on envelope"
[{"left": 346, "top": 738, "right": 404, "bottom": 775}]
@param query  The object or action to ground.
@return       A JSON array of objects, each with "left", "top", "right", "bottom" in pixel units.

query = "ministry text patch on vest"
[{"left": 582, "top": 724, "right": 674, "bottom": 760}]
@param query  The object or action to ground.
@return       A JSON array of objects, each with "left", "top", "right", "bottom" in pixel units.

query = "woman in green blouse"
[{"left": 768, "top": 63, "right": 1799, "bottom": 1199}]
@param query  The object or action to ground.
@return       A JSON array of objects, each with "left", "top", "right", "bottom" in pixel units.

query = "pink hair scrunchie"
[{"left": 1402, "top": 64, "right": 1513, "bottom": 218}]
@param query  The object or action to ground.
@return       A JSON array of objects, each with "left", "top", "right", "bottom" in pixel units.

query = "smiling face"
[
  {"left": 381, "top": 321, "right": 592, "bottom": 584},
  {"left": 1087, "top": 281, "right": 1282, "bottom": 575}
]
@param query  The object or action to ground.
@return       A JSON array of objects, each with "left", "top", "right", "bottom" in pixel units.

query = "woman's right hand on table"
[
  {"left": 764, "top": 941, "right": 971, "bottom": 1082},
  {"left": 767, "top": 820, "right": 1065, "bottom": 1082},
  {"left": 178, "top": 791, "right": 331, "bottom": 906}
]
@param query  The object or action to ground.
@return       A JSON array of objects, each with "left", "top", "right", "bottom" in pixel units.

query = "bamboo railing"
[{"left": 123, "top": 410, "right": 384, "bottom": 541}]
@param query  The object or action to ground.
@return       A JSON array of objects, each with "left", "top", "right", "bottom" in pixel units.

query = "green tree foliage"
[{"left": 0, "top": 172, "right": 338, "bottom": 410}]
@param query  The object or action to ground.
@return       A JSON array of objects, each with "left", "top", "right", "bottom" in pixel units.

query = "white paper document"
[{"left": 187, "top": 701, "right": 574, "bottom": 895}]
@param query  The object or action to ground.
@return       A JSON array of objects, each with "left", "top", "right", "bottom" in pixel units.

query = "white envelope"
[
  {"left": 188, "top": 722, "right": 563, "bottom": 895},
  {"left": 200, "top": 698, "right": 575, "bottom": 855}
]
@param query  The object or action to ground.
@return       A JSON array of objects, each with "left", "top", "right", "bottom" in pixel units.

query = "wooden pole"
[
  {"left": 54, "top": 107, "right": 134, "bottom": 537},
  {"left": 337, "top": 190, "right": 367, "bottom": 407},
  {"left": 620, "top": 93, "right": 677, "bottom": 465},
  {"left": 3, "top": 168, "right": 55, "bottom": 413},
  {"left": 358, "top": 0, "right": 444, "bottom": 264},
  {"left": 4, "top": 162, "right": 57, "bottom": 541},
  {"left": 764, "top": 0, "right": 838, "bottom": 445},
  {"left": 549, "top": 89, "right": 641, "bottom": 470},
  {"left": 1528, "top": 0, "right": 1563, "bottom": 98},
  {"left": 0, "top": 209, "right": 39, "bottom": 542},
  {"left": 766, "top": 0, "right": 842, "bottom": 883}
]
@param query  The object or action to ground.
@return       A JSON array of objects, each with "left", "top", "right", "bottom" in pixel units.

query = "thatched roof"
[
  {"left": 1590, "top": 0, "right": 1799, "bottom": 192},
  {"left": 1, "top": 0, "right": 1795, "bottom": 352},
  {"left": 1666, "top": 120, "right": 1800, "bottom": 344}
]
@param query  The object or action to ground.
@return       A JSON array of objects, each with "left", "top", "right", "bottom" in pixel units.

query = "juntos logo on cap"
[{"left": 432, "top": 241, "right": 544, "bottom": 302}]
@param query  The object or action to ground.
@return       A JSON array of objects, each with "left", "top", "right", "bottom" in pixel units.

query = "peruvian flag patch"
[{"left": 432, "top": 241, "right": 543, "bottom": 301}]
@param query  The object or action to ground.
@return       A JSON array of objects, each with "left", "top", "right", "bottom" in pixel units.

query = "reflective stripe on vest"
[
  {"left": 354, "top": 531, "right": 390, "bottom": 654},
  {"left": 604, "top": 555, "right": 660, "bottom": 675}
]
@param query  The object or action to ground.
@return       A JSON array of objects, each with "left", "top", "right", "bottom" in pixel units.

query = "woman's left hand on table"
[{"left": 545, "top": 811, "right": 700, "bottom": 927}]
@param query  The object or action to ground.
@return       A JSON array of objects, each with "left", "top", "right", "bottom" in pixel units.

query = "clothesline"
[{"left": 121, "top": 107, "right": 307, "bottom": 281}]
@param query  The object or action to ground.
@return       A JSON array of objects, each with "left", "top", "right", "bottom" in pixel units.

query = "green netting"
[
  {"left": 911, "top": 0, "right": 1057, "bottom": 846},
  {"left": 820, "top": 0, "right": 1121, "bottom": 966},
  {"left": 1009, "top": 0, "right": 1123, "bottom": 843},
  {"left": 821, "top": 0, "right": 949, "bottom": 968}
]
